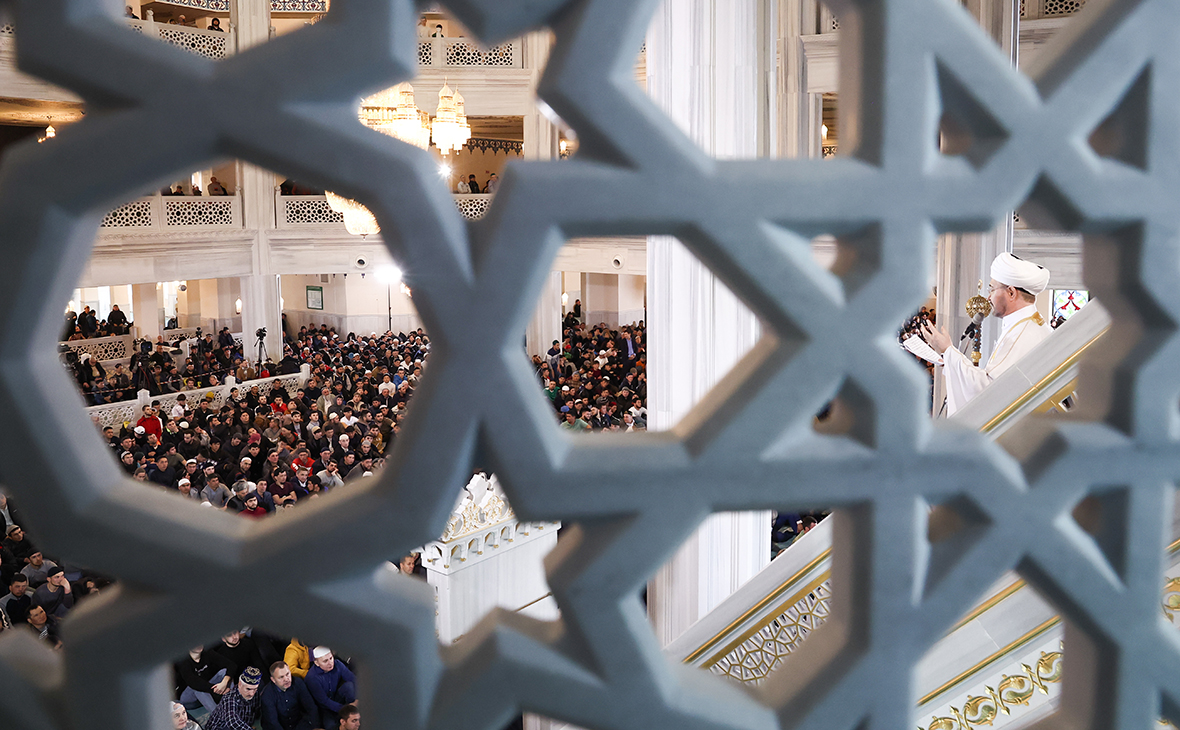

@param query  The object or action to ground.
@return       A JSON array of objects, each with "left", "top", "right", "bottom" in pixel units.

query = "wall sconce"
[{"left": 235, "top": 298, "right": 242, "bottom": 314}]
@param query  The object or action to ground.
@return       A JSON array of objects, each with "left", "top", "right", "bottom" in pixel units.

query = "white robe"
[{"left": 943, "top": 304, "right": 1050, "bottom": 416}]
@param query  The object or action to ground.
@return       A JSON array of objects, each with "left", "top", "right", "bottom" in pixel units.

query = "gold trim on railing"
[
  {"left": 684, "top": 549, "right": 830, "bottom": 664},
  {"left": 980, "top": 326, "right": 1108, "bottom": 433}
]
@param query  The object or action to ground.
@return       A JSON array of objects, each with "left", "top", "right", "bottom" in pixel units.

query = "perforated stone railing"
[
  {"left": 277, "top": 192, "right": 491, "bottom": 227},
  {"left": 4, "top": 1, "right": 1180, "bottom": 730},
  {"left": 85, "top": 369, "right": 308, "bottom": 428},
  {"left": 145, "top": 0, "right": 229, "bottom": 11},
  {"left": 417, "top": 37, "right": 522, "bottom": 67},
  {"left": 125, "top": 19, "right": 232, "bottom": 60},
  {"left": 61, "top": 334, "right": 135, "bottom": 362},
  {"left": 100, "top": 194, "right": 242, "bottom": 231}
]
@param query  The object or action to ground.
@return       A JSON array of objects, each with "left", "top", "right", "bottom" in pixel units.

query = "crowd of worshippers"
[
  {"left": 534, "top": 310, "right": 647, "bottom": 432},
  {"left": 0, "top": 485, "right": 412, "bottom": 730},
  {"left": 70, "top": 328, "right": 251, "bottom": 405},
  {"left": 92, "top": 326, "right": 430, "bottom": 515}
]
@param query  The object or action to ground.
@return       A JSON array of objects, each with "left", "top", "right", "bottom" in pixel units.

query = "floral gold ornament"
[{"left": 921, "top": 649, "right": 1063, "bottom": 730}]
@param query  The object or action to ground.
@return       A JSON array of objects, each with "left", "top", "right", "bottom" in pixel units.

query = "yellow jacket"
[{"left": 284, "top": 639, "right": 311, "bottom": 678}]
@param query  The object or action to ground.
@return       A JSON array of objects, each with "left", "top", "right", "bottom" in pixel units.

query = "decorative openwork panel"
[
  {"left": 99, "top": 199, "right": 153, "bottom": 227},
  {"left": 709, "top": 581, "right": 832, "bottom": 684},
  {"left": 62, "top": 335, "right": 133, "bottom": 362},
  {"left": 444, "top": 40, "right": 515, "bottom": 66},
  {"left": 418, "top": 40, "right": 433, "bottom": 65},
  {"left": 1043, "top": 0, "right": 1085, "bottom": 14},
  {"left": 3, "top": 2, "right": 1180, "bottom": 730},
  {"left": 454, "top": 194, "right": 491, "bottom": 220},
  {"left": 0, "top": 22, "right": 13, "bottom": 35},
  {"left": 270, "top": 0, "right": 328, "bottom": 10},
  {"left": 85, "top": 401, "right": 140, "bottom": 429},
  {"left": 283, "top": 195, "right": 345, "bottom": 225},
  {"left": 155, "top": 25, "right": 229, "bottom": 60},
  {"left": 149, "top": 0, "right": 229, "bottom": 9},
  {"left": 162, "top": 197, "right": 234, "bottom": 226}
]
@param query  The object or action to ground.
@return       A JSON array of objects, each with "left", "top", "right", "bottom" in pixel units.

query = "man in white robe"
[{"left": 923, "top": 252, "right": 1052, "bottom": 416}]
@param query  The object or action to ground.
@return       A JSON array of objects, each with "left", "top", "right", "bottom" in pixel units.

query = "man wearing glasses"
[{"left": 923, "top": 252, "right": 1052, "bottom": 416}]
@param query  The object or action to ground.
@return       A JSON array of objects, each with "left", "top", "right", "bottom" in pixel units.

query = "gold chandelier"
[
  {"left": 431, "top": 81, "right": 471, "bottom": 155},
  {"left": 326, "top": 80, "right": 471, "bottom": 235},
  {"left": 326, "top": 82, "right": 432, "bottom": 236}
]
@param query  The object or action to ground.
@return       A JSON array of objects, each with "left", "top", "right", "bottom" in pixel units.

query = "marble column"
[
  {"left": 645, "top": 0, "right": 770, "bottom": 646},
  {"left": 931, "top": 0, "right": 1018, "bottom": 413},
  {"left": 131, "top": 283, "right": 163, "bottom": 341},
  {"left": 239, "top": 274, "right": 282, "bottom": 365},
  {"left": 526, "top": 271, "right": 562, "bottom": 358}
]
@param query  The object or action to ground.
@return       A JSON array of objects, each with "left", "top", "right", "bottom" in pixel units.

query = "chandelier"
[
  {"left": 326, "top": 80, "right": 471, "bottom": 235},
  {"left": 431, "top": 81, "right": 471, "bottom": 155},
  {"left": 326, "top": 82, "right": 432, "bottom": 236}
]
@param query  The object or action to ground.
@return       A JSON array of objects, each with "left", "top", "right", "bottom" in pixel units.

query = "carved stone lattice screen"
[
  {"left": 99, "top": 199, "right": 153, "bottom": 227},
  {"left": 155, "top": 25, "right": 230, "bottom": 60},
  {"left": 445, "top": 40, "right": 515, "bottom": 66},
  {"left": 163, "top": 197, "right": 234, "bottom": 226},
  {"left": 0, "top": 1, "right": 1179, "bottom": 730},
  {"left": 283, "top": 196, "right": 345, "bottom": 224}
]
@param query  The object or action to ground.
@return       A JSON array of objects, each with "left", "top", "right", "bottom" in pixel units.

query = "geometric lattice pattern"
[
  {"left": 709, "top": 582, "right": 832, "bottom": 684},
  {"left": 270, "top": 0, "right": 328, "bottom": 10},
  {"left": 62, "top": 335, "right": 133, "bottom": 361},
  {"left": 163, "top": 197, "right": 234, "bottom": 226},
  {"left": 419, "top": 40, "right": 433, "bottom": 65},
  {"left": 2, "top": 1, "right": 1180, "bottom": 730},
  {"left": 282, "top": 196, "right": 345, "bottom": 225},
  {"left": 155, "top": 25, "right": 229, "bottom": 60},
  {"left": 445, "top": 40, "right": 515, "bottom": 66},
  {"left": 454, "top": 195, "right": 491, "bottom": 220},
  {"left": 1043, "top": 0, "right": 1085, "bottom": 15},
  {"left": 100, "top": 199, "right": 153, "bottom": 227}
]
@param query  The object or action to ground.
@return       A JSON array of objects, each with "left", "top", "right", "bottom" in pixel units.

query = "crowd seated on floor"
[{"left": 536, "top": 309, "right": 647, "bottom": 432}]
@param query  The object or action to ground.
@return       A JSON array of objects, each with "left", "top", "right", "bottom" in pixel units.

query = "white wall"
[{"left": 281, "top": 273, "right": 422, "bottom": 336}]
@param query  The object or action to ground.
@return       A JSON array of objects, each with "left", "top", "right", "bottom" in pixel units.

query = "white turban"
[{"left": 991, "top": 252, "right": 1049, "bottom": 294}]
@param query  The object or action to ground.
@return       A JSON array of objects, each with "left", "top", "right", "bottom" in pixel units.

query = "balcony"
[
  {"left": 275, "top": 192, "right": 492, "bottom": 228},
  {"left": 417, "top": 37, "right": 522, "bottom": 69},
  {"left": 100, "top": 193, "right": 243, "bottom": 231}
]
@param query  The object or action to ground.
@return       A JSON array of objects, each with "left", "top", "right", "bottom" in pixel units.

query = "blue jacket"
[
  {"left": 305, "top": 661, "right": 356, "bottom": 714},
  {"left": 260, "top": 676, "right": 318, "bottom": 730}
]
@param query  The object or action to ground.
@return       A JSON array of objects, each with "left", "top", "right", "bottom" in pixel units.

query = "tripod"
[{"left": 255, "top": 332, "right": 268, "bottom": 371}]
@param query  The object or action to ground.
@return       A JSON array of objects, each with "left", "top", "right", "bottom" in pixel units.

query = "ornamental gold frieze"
[{"left": 920, "top": 648, "right": 1063, "bottom": 730}]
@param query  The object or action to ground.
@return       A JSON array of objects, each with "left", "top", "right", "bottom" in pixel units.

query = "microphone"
[{"left": 960, "top": 312, "right": 985, "bottom": 342}]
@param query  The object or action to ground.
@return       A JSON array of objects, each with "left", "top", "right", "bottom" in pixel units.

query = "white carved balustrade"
[
  {"left": 420, "top": 473, "right": 560, "bottom": 643},
  {"left": 100, "top": 193, "right": 242, "bottom": 232},
  {"left": 85, "top": 364, "right": 310, "bottom": 428},
  {"left": 276, "top": 191, "right": 492, "bottom": 228},
  {"left": 417, "top": 37, "right": 522, "bottom": 68}
]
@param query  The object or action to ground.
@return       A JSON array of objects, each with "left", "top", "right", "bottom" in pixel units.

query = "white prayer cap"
[
  {"left": 991, "top": 252, "right": 1049, "bottom": 294},
  {"left": 313, "top": 646, "right": 332, "bottom": 659}
]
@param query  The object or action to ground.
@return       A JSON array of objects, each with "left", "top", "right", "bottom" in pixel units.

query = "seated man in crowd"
[
  {"left": 25, "top": 604, "right": 60, "bottom": 648},
  {"left": 175, "top": 645, "right": 233, "bottom": 715},
  {"left": 31, "top": 565, "right": 73, "bottom": 617},
  {"left": 204, "top": 665, "right": 263, "bottom": 730},
  {"left": 0, "top": 574, "right": 31, "bottom": 626},
  {"left": 306, "top": 646, "right": 356, "bottom": 729},
  {"left": 20, "top": 550, "right": 56, "bottom": 588},
  {"left": 260, "top": 661, "right": 319, "bottom": 730},
  {"left": 338, "top": 704, "right": 361, "bottom": 730}
]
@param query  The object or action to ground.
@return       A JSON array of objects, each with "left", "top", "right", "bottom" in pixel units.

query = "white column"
[
  {"left": 932, "top": 0, "right": 1018, "bottom": 414},
  {"left": 131, "top": 283, "right": 163, "bottom": 340},
  {"left": 645, "top": 0, "right": 770, "bottom": 645},
  {"left": 239, "top": 274, "right": 282, "bottom": 364},
  {"left": 526, "top": 271, "right": 562, "bottom": 358}
]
